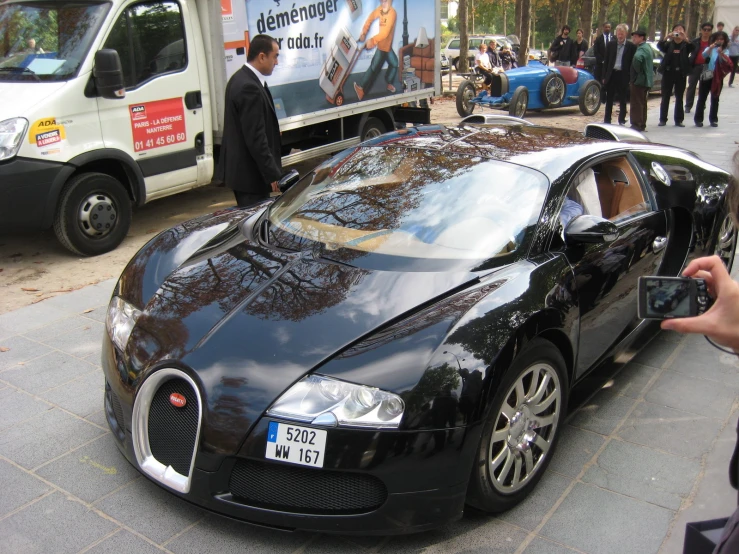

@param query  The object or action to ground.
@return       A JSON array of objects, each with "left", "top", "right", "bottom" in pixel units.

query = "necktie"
[{"left": 264, "top": 82, "right": 275, "bottom": 110}]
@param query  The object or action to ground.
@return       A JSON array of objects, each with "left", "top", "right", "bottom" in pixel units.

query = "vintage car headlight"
[
  {"left": 106, "top": 296, "right": 142, "bottom": 351},
  {"left": 267, "top": 374, "right": 405, "bottom": 428},
  {"left": 0, "top": 118, "right": 28, "bottom": 161}
]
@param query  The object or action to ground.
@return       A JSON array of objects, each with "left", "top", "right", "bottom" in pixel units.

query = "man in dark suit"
[
  {"left": 602, "top": 23, "right": 636, "bottom": 125},
  {"left": 684, "top": 22, "right": 713, "bottom": 113},
  {"left": 216, "top": 34, "right": 282, "bottom": 207},
  {"left": 593, "top": 22, "right": 612, "bottom": 98}
]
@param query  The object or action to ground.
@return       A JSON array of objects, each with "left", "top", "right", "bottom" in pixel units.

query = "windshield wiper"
[{"left": 0, "top": 67, "right": 40, "bottom": 81}]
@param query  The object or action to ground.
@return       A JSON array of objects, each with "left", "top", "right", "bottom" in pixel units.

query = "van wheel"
[
  {"left": 53, "top": 172, "right": 132, "bottom": 257},
  {"left": 361, "top": 117, "right": 386, "bottom": 141},
  {"left": 467, "top": 338, "right": 568, "bottom": 512}
]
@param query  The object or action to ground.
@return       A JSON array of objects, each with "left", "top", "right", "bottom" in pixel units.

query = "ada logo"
[
  {"left": 130, "top": 105, "right": 147, "bottom": 120},
  {"left": 169, "top": 393, "right": 187, "bottom": 408}
]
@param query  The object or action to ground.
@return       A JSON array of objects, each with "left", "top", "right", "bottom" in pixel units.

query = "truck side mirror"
[{"left": 94, "top": 49, "right": 126, "bottom": 99}]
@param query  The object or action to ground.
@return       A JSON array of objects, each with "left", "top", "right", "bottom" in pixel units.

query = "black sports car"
[{"left": 103, "top": 119, "right": 736, "bottom": 535}]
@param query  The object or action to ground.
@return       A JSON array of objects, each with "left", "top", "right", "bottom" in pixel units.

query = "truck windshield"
[{"left": 0, "top": 1, "right": 110, "bottom": 82}]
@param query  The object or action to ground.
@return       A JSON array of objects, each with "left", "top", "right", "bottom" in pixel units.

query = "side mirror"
[
  {"left": 564, "top": 215, "right": 620, "bottom": 245},
  {"left": 94, "top": 49, "right": 125, "bottom": 99},
  {"left": 278, "top": 169, "right": 300, "bottom": 193}
]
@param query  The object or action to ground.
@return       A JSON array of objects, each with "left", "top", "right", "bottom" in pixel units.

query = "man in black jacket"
[
  {"left": 657, "top": 24, "right": 694, "bottom": 126},
  {"left": 216, "top": 34, "right": 282, "bottom": 207},
  {"left": 603, "top": 23, "right": 636, "bottom": 125},
  {"left": 550, "top": 25, "right": 578, "bottom": 66},
  {"left": 685, "top": 22, "right": 713, "bottom": 113},
  {"left": 593, "top": 22, "right": 612, "bottom": 83}
]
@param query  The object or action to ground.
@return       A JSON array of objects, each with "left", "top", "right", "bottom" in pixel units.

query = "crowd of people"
[
  {"left": 586, "top": 20, "right": 736, "bottom": 130},
  {"left": 474, "top": 38, "right": 518, "bottom": 85}
]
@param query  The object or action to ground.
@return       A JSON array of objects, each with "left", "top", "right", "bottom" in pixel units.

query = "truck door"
[{"left": 96, "top": 0, "right": 205, "bottom": 199}]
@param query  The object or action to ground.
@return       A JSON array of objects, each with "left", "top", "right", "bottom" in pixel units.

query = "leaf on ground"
[
  {"left": 21, "top": 287, "right": 39, "bottom": 292},
  {"left": 0, "top": 347, "right": 9, "bottom": 352},
  {"left": 31, "top": 296, "right": 52, "bottom": 304},
  {"left": 83, "top": 308, "right": 94, "bottom": 313}
]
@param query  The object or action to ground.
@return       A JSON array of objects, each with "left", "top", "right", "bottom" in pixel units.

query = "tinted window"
[
  {"left": 103, "top": 0, "right": 186, "bottom": 89},
  {"left": 269, "top": 147, "right": 549, "bottom": 260},
  {"left": 449, "top": 39, "right": 459, "bottom": 49}
]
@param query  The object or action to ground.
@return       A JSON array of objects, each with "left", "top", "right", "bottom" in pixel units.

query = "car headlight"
[
  {"left": 267, "top": 374, "right": 405, "bottom": 428},
  {"left": 0, "top": 118, "right": 28, "bottom": 162},
  {"left": 106, "top": 296, "right": 142, "bottom": 351}
]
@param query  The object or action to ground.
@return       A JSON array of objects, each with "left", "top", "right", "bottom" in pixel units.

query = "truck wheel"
[
  {"left": 509, "top": 86, "right": 528, "bottom": 118},
  {"left": 456, "top": 79, "right": 477, "bottom": 117},
  {"left": 540, "top": 72, "right": 566, "bottom": 108},
  {"left": 578, "top": 80, "right": 602, "bottom": 116},
  {"left": 361, "top": 117, "right": 386, "bottom": 141},
  {"left": 53, "top": 172, "right": 132, "bottom": 257}
]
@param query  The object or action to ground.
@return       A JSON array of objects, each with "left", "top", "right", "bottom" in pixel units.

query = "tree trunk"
[
  {"left": 580, "top": 0, "right": 595, "bottom": 45},
  {"left": 503, "top": 0, "right": 508, "bottom": 35},
  {"left": 519, "top": 0, "right": 531, "bottom": 66},
  {"left": 626, "top": 0, "right": 636, "bottom": 30},
  {"left": 648, "top": 0, "right": 658, "bottom": 39},
  {"left": 672, "top": 0, "right": 685, "bottom": 25},
  {"left": 459, "top": 0, "right": 469, "bottom": 72},
  {"left": 659, "top": 0, "right": 669, "bottom": 37},
  {"left": 563, "top": 0, "right": 571, "bottom": 30},
  {"left": 531, "top": 0, "right": 536, "bottom": 48},
  {"left": 597, "top": 0, "right": 610, "bottom": 31},
  {"left": 515, "top": 0, "right": 523, "bottom": 38}
]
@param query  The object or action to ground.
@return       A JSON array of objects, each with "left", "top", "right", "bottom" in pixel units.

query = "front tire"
[
  {"left": 53, "top": 172, "right": 132, "bottom": 257},
  {"left": 456, "top": 79, "right": 477, "bottom": 117},
  {"left": 509, "top": 86, "right": 528, "bottom": 118},
  {"left": 712, "top": 211, "right": 737, "bottom": 271},
  {"left": 579, "top": 80, "right": 602, "bottom": 115},
  {"left": 467, "top": 338, "right": 568, "bottom": 512}
]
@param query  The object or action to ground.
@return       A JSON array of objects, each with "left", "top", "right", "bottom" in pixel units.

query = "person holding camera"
[
  {"left": 694, "top": 31, "right": 733, "bottom": 128},
  {"left": 656, "top": 24, "right": 694, "bottom": 127}
]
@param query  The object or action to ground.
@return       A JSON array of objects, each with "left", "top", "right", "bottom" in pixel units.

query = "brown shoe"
[{"left": 354, "top": 82, "right": 364, "bottom": 100}]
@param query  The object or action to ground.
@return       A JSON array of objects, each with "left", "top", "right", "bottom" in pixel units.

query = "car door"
[
  {"left": 557, "top": 154, "right": 668, "bottom": 378},
  {"left": 96, "top": 0, "right": 205, "bottom": 199}
]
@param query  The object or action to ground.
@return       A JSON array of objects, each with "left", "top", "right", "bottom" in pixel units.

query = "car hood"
[
  {"left": 122, "top": 214, "right": 481, "bottom": 454},
  {"left": 0, "top": 81, "right": 68, "bottom": 121}
]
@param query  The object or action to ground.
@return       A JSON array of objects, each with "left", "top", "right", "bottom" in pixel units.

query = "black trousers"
[
  {"left": 659, "top": 70, "right": 687, "bottom": 123},
  {"left": 604, "top": 70, "right": 628, "bottom": 124},
  {"left": 694, "top": 78, "right": 722, "bottom": 124},
  {"left": 629, "top": 84, "right": 649, "bottom": 131},
  {"left": 730, "top": 56, "right": 739, "bottom": 85},
  {"left": 684, "top": 64, "right": 703, "bottom": 110},
  {"left": 233, "top": 190, "right": 269, "bottom": 207}
]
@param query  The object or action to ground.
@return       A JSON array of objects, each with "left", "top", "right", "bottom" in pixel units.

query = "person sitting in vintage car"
[{"left": 475, "top": 42, "right": 500, "bottom": 86}]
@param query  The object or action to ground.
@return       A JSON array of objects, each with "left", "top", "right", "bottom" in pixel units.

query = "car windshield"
[
  {"left": 268, "top": 146, "right": 548, "bottom": 261},
  {"left": 0, "top": 0, "right": 110, "bottom": 82}
]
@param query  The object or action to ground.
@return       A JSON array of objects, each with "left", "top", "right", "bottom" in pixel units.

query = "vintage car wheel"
[
  {"left": 509, "top": 86, "right": 528, "bottom": 118},
  {"left": 578, "top": 80, "right": 602, "bottom": 116},
  {"left": 540, "top": 72, "right": 566, "bottom": 108},
  {"left": 712, "top": 211, "right": 737, "bottom": 271},
  {"left": 467, "top": 338, "right": 567, "bottom": 512},
  {"left": 456, "top": 79, "right": 477, "bottom": 117}
]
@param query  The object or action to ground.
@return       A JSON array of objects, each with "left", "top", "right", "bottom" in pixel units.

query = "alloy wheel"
[
  {"left": 488, "top": 362, "right": 561, "bottom": 494},
  {"left": 715, "top": 213, "right": 736, "bottom": 268}
]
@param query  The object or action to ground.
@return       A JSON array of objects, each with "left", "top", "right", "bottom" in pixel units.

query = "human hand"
[
  {"left": 661, "top": 255, "right": 739, "bottom": 351},
  {"left": 271, "top": 181, "right": 279, "bottom": 193},
  {"left": 359, "top": 33, "right": 366, "bottom": 42}
]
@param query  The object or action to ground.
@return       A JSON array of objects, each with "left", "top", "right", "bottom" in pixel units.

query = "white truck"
[{"left": 0, "top": 0, "right": 439, "bottom": 255}]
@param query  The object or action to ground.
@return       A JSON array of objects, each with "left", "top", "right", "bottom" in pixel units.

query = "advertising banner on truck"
[{"left": 223, "top": 0, "right": 436, "bottom": 119}]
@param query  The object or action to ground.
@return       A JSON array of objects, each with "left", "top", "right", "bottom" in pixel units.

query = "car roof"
[{"left": 358, "top": 123, "right": 677, "bottom": 182}]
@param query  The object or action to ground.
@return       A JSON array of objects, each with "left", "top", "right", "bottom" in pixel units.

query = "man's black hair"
[
  {"left": 701, "top": 22, "right": 714, "bottom": 31},
  {"left": 672, "top": 23, "right": 685, "bottom": 31},
  {"left": 562, "top": 25, "right": 571, "bottom": 33},
  {"left": 247, "top": 34, "right": 278, "bottom": 62}
]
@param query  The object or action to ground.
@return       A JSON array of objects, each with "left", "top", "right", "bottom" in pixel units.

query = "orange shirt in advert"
[{"left": 362, "top": 6, "right": 397, "bottom": 52}]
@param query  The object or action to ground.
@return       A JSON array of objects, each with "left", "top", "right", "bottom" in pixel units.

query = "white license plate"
[{"left": 265, "top": 421, "right": 327, "bottom": 468}]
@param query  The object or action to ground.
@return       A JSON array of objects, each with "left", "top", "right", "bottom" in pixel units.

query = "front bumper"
[
  {"left": 0, "top": 156, "right": 70, "bottom": 231},
  {"left": 103, "top": 343, "right": 479, "bottom": 534}
]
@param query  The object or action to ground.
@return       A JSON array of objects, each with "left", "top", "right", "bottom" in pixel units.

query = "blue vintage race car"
[{"left": 456, "top": 61, "right": 602, "bottom": 118}]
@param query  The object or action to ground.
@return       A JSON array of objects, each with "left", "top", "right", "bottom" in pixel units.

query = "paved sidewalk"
[{"left": 0, "top": 87, "right": 738, "bottom": 554}]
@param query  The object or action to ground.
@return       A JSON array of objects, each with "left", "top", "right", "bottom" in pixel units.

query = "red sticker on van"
[{"left": 129, "top": 98, "right": 186, "bottom": 152}]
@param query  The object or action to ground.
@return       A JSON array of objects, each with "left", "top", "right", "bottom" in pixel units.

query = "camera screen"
[{"left": 643, "top": 278, "right": 691, "bottom": 318}]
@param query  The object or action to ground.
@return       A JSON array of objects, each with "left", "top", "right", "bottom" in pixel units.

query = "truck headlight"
[
  {"left": 0, "top": 118, "right": 28, "bottom": 161},
  {"left": 267, "top": 374, "right": 405, "bottom": 428},
  {"left": 106, "top": 296, "right": 142, "bottom": 351}
]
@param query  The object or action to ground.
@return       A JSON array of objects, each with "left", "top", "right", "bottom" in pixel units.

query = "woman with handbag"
[{"left": 694, "top": 31, "right": 733, "bottom": 127}]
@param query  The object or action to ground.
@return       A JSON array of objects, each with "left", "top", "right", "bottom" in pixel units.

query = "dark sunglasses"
[{"left": 702, "top": 27, "right": 712, "bottom": 31}]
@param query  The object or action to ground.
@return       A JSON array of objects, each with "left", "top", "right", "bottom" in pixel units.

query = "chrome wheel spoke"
[
  {"left": 534, "top": 413, "right": 555, "bottom": 429},
  {"left": 524, "top": 448, "right": 534, "bottom": 475},
  {"left": 529, "top": 373, "right": 551, "bottom": 404},
  {"left": 497, "top": 449, "right": 514, "bottom": 484},
  {"left": 515, "top": 380, "right": 526, "bottom": 404},
  {"left": 526, "top": 367, "right": 540, "bottom": 398},
  {"left": 491, "top": 425, "right": 510, "bottom": 443},
  {"left": 532, "top": 388, "right": 558, "bottom": 414},
  {"left": 500, "top": 401, "right": 517, "bottom": 421},
  {"left": 532, "top": 432, "right": 551, "bottom": 454},
  {"left": 512, "top": 454, "right": 522, "bottom": 486},
  {"left": 490, "top": 445, "right": 508, "bottom": 471}
]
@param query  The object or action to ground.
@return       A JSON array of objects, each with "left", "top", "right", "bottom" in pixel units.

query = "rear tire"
[
  {"left": 360, "top": 117, "right": 386, "bottom": 141},
  {"left": 456, "top": 79, "right": 477, "bottom": 117},
  {"left": 509, "top": 86, "right": 528, "bottom": 118},
  {"left": 540, "top": 72, "right": 566, "bottom": 108},
  {"left": 53, "top": 172, "right": 132, "bottom": 257},
  {"left": 467, "top": 338, "right": 568, "bottom": 513}
]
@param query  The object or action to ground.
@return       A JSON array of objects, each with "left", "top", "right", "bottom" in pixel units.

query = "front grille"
[
  {"left": 105, "top": 382, "right": 126, "bottom": 441},
  {"left": 229, "top": 459, "right": 388, "bottom": 515},
  {"left": 147, "top": 378, "right": 199, "bottom": 475}
]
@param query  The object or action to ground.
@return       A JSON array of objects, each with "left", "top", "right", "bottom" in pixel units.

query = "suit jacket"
[
  {"left": 215, "top": 65, "right": 282, "bottom": 194},
  {"left": 594, "top": 33, "right": 612, "bottom": 64},
  {"left": 603, "top": 39, "right": 636, "bottom": 84}
]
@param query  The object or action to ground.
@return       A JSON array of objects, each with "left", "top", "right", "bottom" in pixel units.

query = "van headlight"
[
  {"left": 106, "top": 296, "right": 142, "bottom": 351},
  {"left": 267, "top": 374, "right": 405, "bottom": 428},
  {"left": 0, "top": 118, "right": 28, "bottom": 161}
]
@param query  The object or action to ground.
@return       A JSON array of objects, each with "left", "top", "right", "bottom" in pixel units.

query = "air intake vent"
[
  {"left": 584, "top": 123, "right": 650, "bottom": 142},
  {"left": 229, "top": 459, "right": 388, "bottom": 515},
  {"left": 104, "top": 381, "right": 126, "bottom": 442},
  {"left": 148, "top": 378, "right": 199, "bottom": 475}
]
